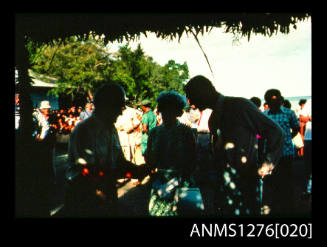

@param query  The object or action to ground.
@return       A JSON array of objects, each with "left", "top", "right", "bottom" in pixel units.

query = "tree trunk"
[
  {"left": 15, "top": 35, "right": 50, "bottom": 217},
  {"left": 87, "top": 89, "right": 94, "bottom": 102}
]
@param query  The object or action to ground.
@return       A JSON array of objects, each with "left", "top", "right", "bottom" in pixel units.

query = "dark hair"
[
  {"left": 157, "top": 91, "right": 186, "bottom": 116},
  {"left": 298, "top": 99, "right": 307, "bottom": 106},
  {"left": 250, "top": 97, "right": 261, "bottom": 108},
  {"left": 283, "top": 99, "right": 292, "bottom": 109},
  {"left": 184, "top": 75, "right": 217, "bottom": 99},
  {"left": 94, "top": 83, "right": 126, "bottom": 110},
  {"left": 264, "top": 89, "right": 282, "bottom": 104}
]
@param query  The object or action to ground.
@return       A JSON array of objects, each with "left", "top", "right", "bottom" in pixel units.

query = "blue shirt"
[{"left": 264, "top": 107, "right": 300, "bottom": 157}]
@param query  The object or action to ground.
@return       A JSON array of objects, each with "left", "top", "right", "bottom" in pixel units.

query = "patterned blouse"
[{"left": 264, "top": 107, "right": 300, "bottom": 157}]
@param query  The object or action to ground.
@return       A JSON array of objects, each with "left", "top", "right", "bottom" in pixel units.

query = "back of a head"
[
  {"left": 264, "top": 89, "right": 282, "bottom": 108},
  {"left": 184, "top": 75, "right": 216, "bottom": 98},
  {"left": 157, "top": 91, "right": 186, "bottom": 117},
  {"left": 250, "top": 97, "right": 261, "bottom": 108},
  {"left": 94, "top": 83, "right": 126, "bottom": 111}
]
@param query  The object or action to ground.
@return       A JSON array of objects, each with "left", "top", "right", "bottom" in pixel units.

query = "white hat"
[{"left": 40, "top": 100, "right": 51, "bottom": 109}]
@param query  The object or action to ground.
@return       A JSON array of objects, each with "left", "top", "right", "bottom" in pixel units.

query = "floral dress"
[{"left": 145, "top": 121, "right": 196, "bottom": 216}]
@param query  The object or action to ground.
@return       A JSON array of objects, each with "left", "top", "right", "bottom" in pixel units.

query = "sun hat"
[
  {"left": 140, "top": 99, "right": 152, "bottom": 107},
  {"left": 40, "top": 100, "right": 51, "bottom": 109}
]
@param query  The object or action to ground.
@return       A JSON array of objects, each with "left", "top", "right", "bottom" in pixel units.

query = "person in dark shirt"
[
  {"left": 184, "top": 75, "right": 285, "bottom": 216},
  {"left": 66, "top": 83, "right": 147, "bottom": 217},
  {"left": 263, "top": 89, "right": 300, "bottom": 216}
]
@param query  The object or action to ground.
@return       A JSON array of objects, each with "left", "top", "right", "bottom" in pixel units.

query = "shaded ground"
[{"left": 50, "top": 144, "right": 311, "bottom": 218}]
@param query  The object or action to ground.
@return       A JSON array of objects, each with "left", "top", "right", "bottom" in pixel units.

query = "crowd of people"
[{"left": 15, "top": 75, "right": 312, "bottom": 218}]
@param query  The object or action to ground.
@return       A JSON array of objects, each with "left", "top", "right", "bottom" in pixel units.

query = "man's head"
[
  {"left": 94, "top": 83, "right": 126, "bottom": 124},
  {"left": 184, "top": 75, "right": 218, "bottom": 110},
  {"left": 40, "top": 100, "right": 51, "bottom": 115},
  {"left": 264, "top": 89, "right": 283, "bottom": 111},
  {"left": 298, "top": 99, "right": 307, "bottom": 109},
  {"left": 140, "top": 99, "right": 152, "bottom": 113}
]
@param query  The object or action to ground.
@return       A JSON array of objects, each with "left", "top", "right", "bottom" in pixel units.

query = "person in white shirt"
[
  {"left": 115, "top": 106, "right": 141, "bottom": 162},
  {"left": 33, "top": 101, "right": 52, "bottom": 141},
  {"left": 79, "top": 102, "right": 93, "bottom": 121},
  {"left": 32, "top": 100, "right": 57, "bottom": 214}
]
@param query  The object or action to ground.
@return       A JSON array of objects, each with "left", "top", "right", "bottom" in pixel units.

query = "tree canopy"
[{"left": 27, "top": 35, "right": 189, "bottom": 107}]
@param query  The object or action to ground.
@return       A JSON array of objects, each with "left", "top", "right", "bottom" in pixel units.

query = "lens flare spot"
[
  {"left": 77, "top": 158, "right": 87, "bottom": 165},
  {"left": 85, "top": 149, "right": 93, "bottom": 155},
  {"left": 225, "top": 142, "right": 235, "bottom": 150},
  {"left": 81, "top": 168, "right": 89, "bottom": 176},
  {"left": 224, "top": 172, "right": 231, "bottom": 183}
]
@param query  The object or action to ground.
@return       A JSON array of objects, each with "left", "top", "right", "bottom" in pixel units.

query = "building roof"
[
  {"left": 15, "top": 69, "right": 58, "bottom": 88},
  {"left": 16, "top": 13, "right": 310, "bottom": 44}
]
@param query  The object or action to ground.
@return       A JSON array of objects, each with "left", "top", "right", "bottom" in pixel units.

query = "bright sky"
[{"left": 108, "top": 18, "right": 311, "bottom": 99}]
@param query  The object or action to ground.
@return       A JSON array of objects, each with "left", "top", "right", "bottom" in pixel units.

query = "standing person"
[
  {"left": 154, "top": 108, "right": 162, "bottom": 126},
  {"left": 303, "top": 119, "right": 312, "bottom": 196},
  {"left": 140, "top": 99, "right": 157, "bottom": 156},
  {"left": 145, "top": 91, "right": 197, "bottom": 216},
  {"left": 184, "top": 75, "right": 284, "bottom": 217},
  {"left": 133, "top": 109, "right": 145, "bottom": 165},
  {"left": 32, "top": 100, "right": 57, "bottom": 215},
  {"left": 188, "top": 101, "right": 201, "bottom": 129},
  {"left": 282, "top": 99, "right": 292, "bottom": 109},
  {"left": 15, "top": 93, "right": 20, "bottom": 130},
  {"left": 65, "top": 83, "right": 147, "bottom": 217},
  {"left": 115, "top": 106, "right": 133, "bottom": 162},
  {"left": 126, "top": 106, "right": 142, "bottom": 164},
  {"left": 79, "top": 102, "right": 93, "bottom": 121},
  {"left": 115, "top": 105, "right": 142, "bottom": 184},
  {"left": 297, "top": 99, "right": 311, "bottom": 157},
  {"left": 263, "top": 89, "right": 300, "bottom": 216}
]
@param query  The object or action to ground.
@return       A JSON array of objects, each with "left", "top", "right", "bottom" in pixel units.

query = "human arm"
[
  {"left": 291, "top": 109, "right": 301, "bottom": 138},
  {"left": 142, "top": 123, "right": 148, "bottom": 134},
  {"left": 241, "top": 99, "right": 285, "bottom": 177},
  {"left": 66, "top": 123, "right": 97, "bottom": 180},
  {"left": 126, "top": 116, "right": 141, "bottom": 134}
]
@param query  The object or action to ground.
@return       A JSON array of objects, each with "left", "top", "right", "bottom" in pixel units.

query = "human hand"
[
  {"left": 96, "top": 189, "right": 107, "bottom": 201},
  {"left": 36, "top": 137, "right": 44, "bottom": 142},
  {"left": 258, "top": 162, "right": 274, "bottom": 178}
]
